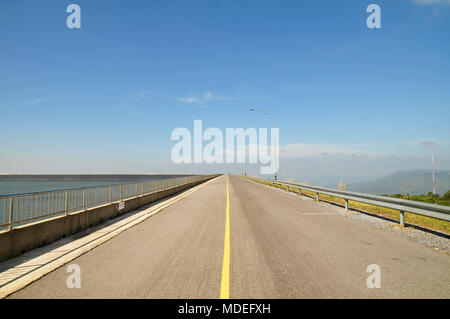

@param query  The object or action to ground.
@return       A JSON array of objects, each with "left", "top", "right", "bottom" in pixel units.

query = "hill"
[{"left": 347, "top": 169, "right": 450, "bottom": 196}]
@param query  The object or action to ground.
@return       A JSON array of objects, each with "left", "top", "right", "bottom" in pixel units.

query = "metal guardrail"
[
  {"left": 0, "top": 175, "right": 215, "bottom": 232},
  {"left": 252, "top": 177, "right": 450, "bottom": 226}
]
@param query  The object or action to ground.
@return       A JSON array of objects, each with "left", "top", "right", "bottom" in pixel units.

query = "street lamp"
[{"left": 249, "top": 107, "right": 278, "bottom": 181}]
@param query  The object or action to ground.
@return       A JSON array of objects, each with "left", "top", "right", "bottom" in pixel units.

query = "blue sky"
[{"left": 0, "top": 0, "right": 449, "bottom": 181}]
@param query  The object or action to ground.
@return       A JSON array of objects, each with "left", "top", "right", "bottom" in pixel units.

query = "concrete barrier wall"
[{"left": 0, "top": 176, "right": 218, "bottom": 262}]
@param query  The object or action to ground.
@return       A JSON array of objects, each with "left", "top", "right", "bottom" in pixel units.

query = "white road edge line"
[
  {"left": 302, "top": 213, "right": 337, "bottom": 215},
  {"left": 0, "top": 177, "right": 217, "bottom": 299}
]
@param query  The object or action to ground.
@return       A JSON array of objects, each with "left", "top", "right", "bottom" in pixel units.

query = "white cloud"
[
  {"left": 176, "top": 91, "right": 245, "bottom": 107},
  {"left": 404, "top": 138, "right": 450, "bottom": 145},
  {"left": 280, "top": 143, "right": 371, "bottom": 159},
  {"left": 412, "top": 0, "right": 450, "bottom": 6},
  {"left": 203, "top": 91, "right": 213, "bottom": 100},
  {"left": 20, "top": 97, "right": 47, "bottom": 105},
  {"left": 134, "top": 90, "right": 152, "bottom": 100},
  {"left": 289, "top": 84, "right": 310, "bottom": 91},
  {"left": 176, "top": 96, "right": 200, "bottom": 104},
  {"left": 1, "top": 97, "right": 47, "bottom": 107},
  {"left": 213, "top": 96, "right": 246, "bottom": 101}
]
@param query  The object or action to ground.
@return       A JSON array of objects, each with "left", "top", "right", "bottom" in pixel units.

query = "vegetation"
[
  {"left": 338, "top": 181, "right": 347, "bottom": 191},
  {"left": 247, "top": 177, "right": 450, "bottom": 234},
  {"left": 387, "top": 190, "right": 450, "bottom": 207}
]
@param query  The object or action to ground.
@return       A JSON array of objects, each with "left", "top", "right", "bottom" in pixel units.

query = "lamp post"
[{"left": 249, "top": 107, "right": 278, "bottom": 180}]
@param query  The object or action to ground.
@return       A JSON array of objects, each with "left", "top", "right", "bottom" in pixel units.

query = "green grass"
[
  {"left": 387, "top": 193, "right": 450, "bottom": 207},
  {"left": 246, "top": 177, "right": 450, "bottom": 234}
]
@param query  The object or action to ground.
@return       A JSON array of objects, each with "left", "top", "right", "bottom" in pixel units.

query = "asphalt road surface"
[{"left": 9, "top": 175, "right": 450, "bottom": 298}]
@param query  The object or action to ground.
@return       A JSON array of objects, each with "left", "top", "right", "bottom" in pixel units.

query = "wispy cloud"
[
  {"left": 288, "top": 84, "right": 310, "bottom": 92},
  {"left": 176, "top": 91, "right": 245, "bottom": 107},
  {"left": 114, "top": 90, "right": 158, "bottom": 110},
  {"left": 134, "top": 90, "right": 152, "bottom": 101},
  {"left": 203, "top": 91, "right": 213, "bottom": 101},
  {"left": 19, "top": 97, "right": 47, "bottom": 105},
  {"left": 280, "top": 143, "right": 371, "bottom": 159},
  {"left": 1, "top": 97, "right": 47, "bottom": 107},
  {"left": 404, "top": 138, "right": 450, "bottom": 145},
  {"left": 176, "top": 96, "right": 201, "bottom": 104},
  {"left": 411, "top": 0, "right": 450, "bottom": 6}
]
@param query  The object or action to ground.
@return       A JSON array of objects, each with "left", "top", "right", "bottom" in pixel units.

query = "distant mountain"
[
  {"left": 347, "top": 169, "right": 450, "bottom": 196},
  {"left": 288, "top": 175, "right": 378, "bottom": 189}
]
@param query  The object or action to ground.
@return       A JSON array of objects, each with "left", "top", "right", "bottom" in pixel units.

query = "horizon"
[
  {"left": 1, "top": 168, "right": 449, "bottom": 183},
  {"left": 1, "top": 169, "right": 449, "bottom": 197}
]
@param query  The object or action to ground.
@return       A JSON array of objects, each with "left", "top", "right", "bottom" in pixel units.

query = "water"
[
  {"left": 0, "top": 175, "right": 191, "bottom": 196},
  {"left": 0, "top": 181, "right": 124, "bottom": 196},
  {"left": 0, "top": 175, "right": 202, "bottom": 230}
]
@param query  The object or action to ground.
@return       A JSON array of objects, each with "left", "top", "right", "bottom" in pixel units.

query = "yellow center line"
[{"left": 220, "top": 175, "right": 231, "bottom": 299}]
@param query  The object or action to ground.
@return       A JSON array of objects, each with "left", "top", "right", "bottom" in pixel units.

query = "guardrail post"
[
  {"left": 298, "top": 188, "right": 301, "bottom": 195},
  {"left": 65, "top": 191, "right": 69, "bottom": 216},
  {"left": 285, "top": 185, "right": 289, "bottom": 192},
  {"left": 51, "top": 193, "right": 54, "bottom": 216},
  {"left": 316, "top": 193, "right": 319, "bottom": 201},
  {"left": 83, "top": 189, "right": 86, "bottom": 210},
  {"left": 8, "top": 197, "right": 14, "bottom": 231},
  {"left": 399, "top": 210, "right": 405, "bottom": 226}
]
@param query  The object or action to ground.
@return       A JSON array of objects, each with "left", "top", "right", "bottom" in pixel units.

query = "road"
[{"left": 9, "top": 175, "right": 450, "bottom": 298}]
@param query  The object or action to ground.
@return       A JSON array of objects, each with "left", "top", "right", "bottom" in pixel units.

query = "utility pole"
[
  {"left": 249, "top": 107, "right": 278, "bottom": 180},
  {"left": 431, "top": 144, "right": 436, "bottom": 195}
]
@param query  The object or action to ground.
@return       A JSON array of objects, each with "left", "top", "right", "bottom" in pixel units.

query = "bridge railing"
[
  {"left": 252, "top": 178, "right": 450, "bottom": 226},
  {"left": 0, "top": 175, "right": 214, "bottom": 232}
]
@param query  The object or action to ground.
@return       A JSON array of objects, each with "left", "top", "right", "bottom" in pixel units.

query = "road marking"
[
  {"left": 302, "top": 213, "right": 337, "bottom": 215},
  {"left": 220, "top": 175, "right": 231, "bottom": 299}
]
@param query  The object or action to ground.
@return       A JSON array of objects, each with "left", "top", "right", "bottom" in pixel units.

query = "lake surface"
[
  {"left": 0, "top": 181, "right": 126, "bottom": 196},
  {"left": 0, "top": 175, "right": 199, "bottom": 231},
  {"left": 0, "top": 175, "right": 191, "bottom": 196}
]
